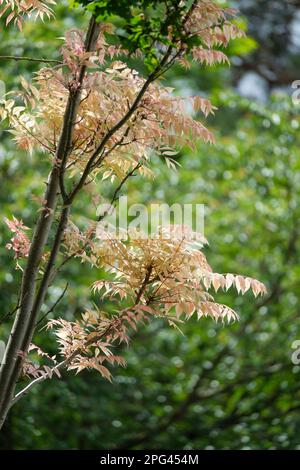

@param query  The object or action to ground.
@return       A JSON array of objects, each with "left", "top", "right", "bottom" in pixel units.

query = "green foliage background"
[{"left": 0, "top": 0, "right": 300, "bottom": 450}]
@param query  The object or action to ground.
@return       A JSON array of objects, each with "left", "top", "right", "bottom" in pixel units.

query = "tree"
[{"left": 0, "top": 0, "right": 265, "bottom": 431}]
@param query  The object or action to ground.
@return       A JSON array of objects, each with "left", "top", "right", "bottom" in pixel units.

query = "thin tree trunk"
[{"left": 0, "top": 15, "right": 99, "bottom": 430}]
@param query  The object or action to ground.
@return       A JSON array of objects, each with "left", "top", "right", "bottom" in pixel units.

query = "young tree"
[{"left": 0, "top": 0, "right": 266, "bottom": 430}]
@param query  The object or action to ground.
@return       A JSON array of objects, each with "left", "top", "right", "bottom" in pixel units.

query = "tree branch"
[
  {"left": 0, "top": 55, "right": 62, "bottom": 64},
  {"left": 98, "top": 161, "right": 142, "bottom": 222}
]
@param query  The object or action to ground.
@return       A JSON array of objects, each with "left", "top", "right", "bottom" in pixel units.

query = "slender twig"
[
  {"left": 35, "top": 283, "right": 69, "bottom": 329},
  {"left": 0, "top": 55, "right": 62, "bottom": 64},
  {"left": 98, "top": 161, "right": 142, "bottom": 222},
  {"left": 135, "top": 265, "right": 153, "bottom": 304},
  {"left": 0, "top": 300, "right": 22, "bottom": 326}
]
